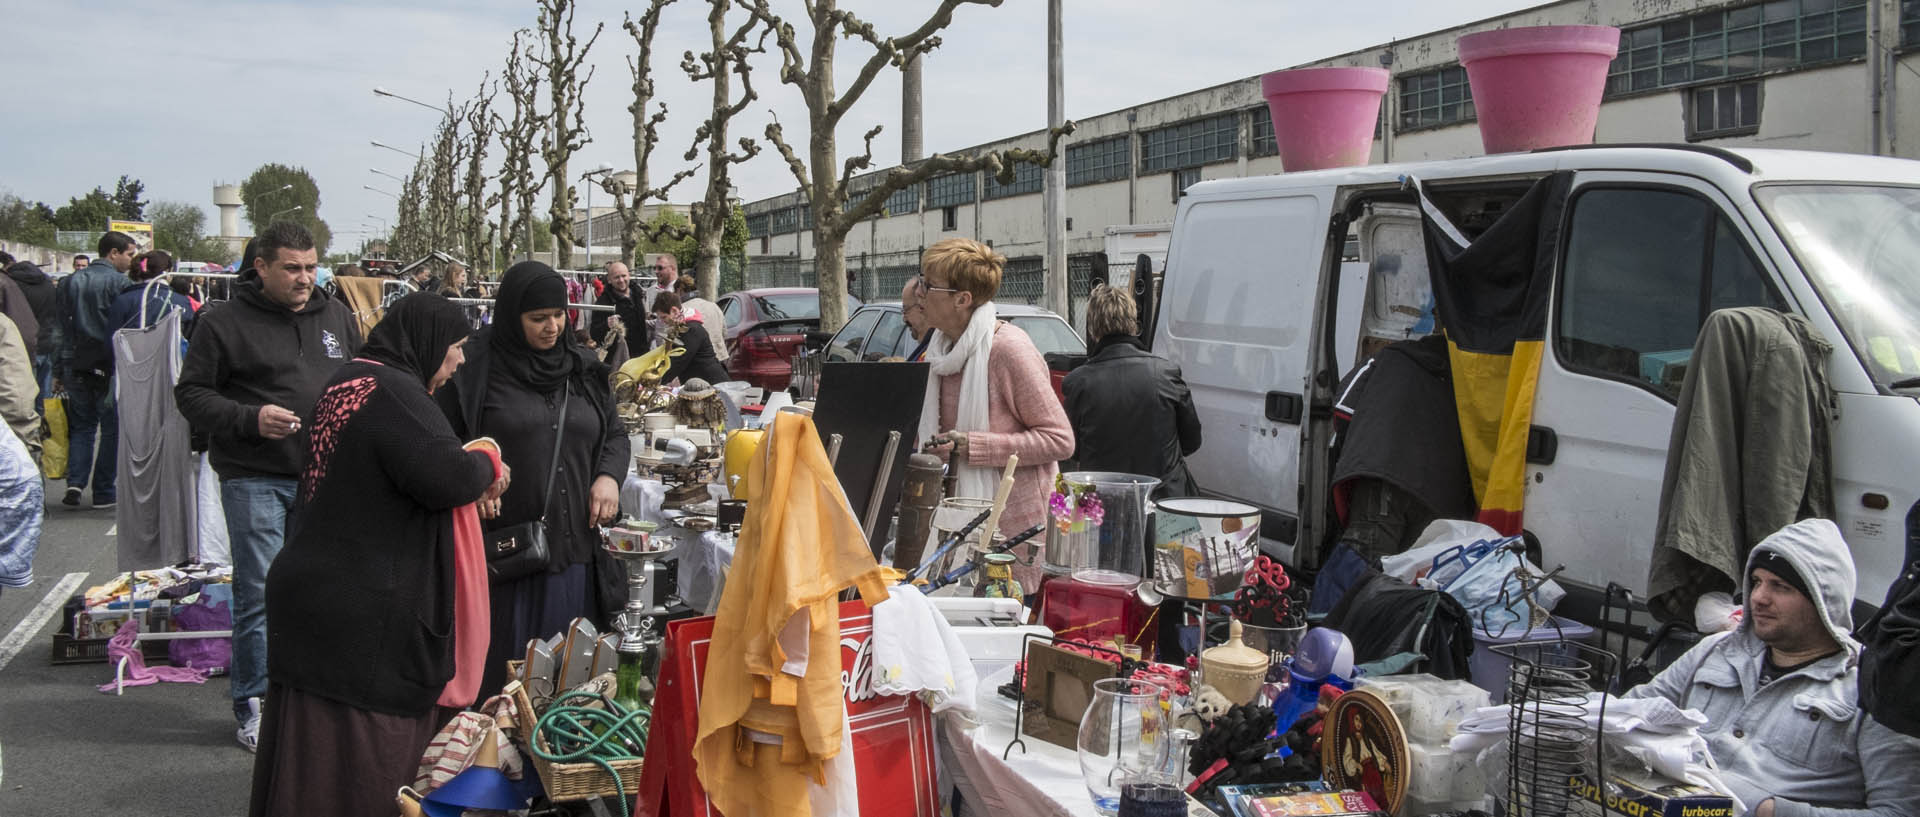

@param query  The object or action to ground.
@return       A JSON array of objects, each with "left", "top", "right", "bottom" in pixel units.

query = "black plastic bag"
[{"left": 1322, "top": 568, "right": 1474, "bottom": 680}]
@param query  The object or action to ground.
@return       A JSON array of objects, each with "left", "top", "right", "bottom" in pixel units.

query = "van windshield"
[{"left": 1755, "top": 184, "right": 1920, "bottom": 391}]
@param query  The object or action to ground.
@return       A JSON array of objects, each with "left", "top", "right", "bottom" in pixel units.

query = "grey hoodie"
[{"left": 1627, "top": 519, "right": 1920, "bottom": 817}]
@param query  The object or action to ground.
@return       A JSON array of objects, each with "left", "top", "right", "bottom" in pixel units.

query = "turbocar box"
[{"left": 1569, "top": 771, "right": 1734, "bottom": 817}]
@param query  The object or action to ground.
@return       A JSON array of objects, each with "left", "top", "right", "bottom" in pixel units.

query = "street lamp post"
[
  {"left": 369, "top": 167, "right": 407, "bottom": 184},
  {"left": 581, "top": 163, "right": 614, "bottom": 271},
  {"left": 373, "top": 86, "right": 452, "bottom": 116},
  {"left": 364, "top": 185, "right": 399, "bottom": 199},
  {"left": 271, "top": 205, "right": 304, "bottom": 221},
  {"left": 369, "top": 140, "right": 423, "bottom": 160}
]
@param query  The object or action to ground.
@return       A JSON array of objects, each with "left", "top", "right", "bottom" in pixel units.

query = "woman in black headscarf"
[
  {"left": 436, "top": 261, "right": 632, "bottom": 699},
  {"left": 252, "top": 293, "right": 510, "bottom": 817}
]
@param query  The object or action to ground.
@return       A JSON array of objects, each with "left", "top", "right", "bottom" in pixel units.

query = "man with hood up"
[
  {"left": 174, "top": 222, "right": 361, "bottom": 752},
  {"left": 1627, "top": 518, "right": 1920, "bottom": 816}
]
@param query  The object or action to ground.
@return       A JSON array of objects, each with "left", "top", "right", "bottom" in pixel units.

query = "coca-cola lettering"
[{"left": 841, "top": 636, "right": 878, "bottom": 703}]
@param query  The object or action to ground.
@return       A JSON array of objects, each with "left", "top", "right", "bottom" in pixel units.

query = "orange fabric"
[
  {"left": 437, "top": 445, "right": 501, "bottom": 709},
  {"left": 693, "top": 411, "right": 891, "bottom": 817}
]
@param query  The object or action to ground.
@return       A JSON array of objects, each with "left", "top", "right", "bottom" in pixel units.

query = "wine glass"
[{"left": 1077, "top": 678, "right": 1170, "bottom": 815}]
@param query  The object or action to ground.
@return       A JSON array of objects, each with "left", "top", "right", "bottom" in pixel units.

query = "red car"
[{"left": 716, "top": 287, "right": 863, "bottom": 392}]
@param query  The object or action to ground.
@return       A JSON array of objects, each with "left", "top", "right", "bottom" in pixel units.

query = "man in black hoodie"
[
  {"left": 2, "top": 253, "right": 58, "bottom": 397},
  {"left": 174, "top": 222, "right": 361, "bottom": 752}
]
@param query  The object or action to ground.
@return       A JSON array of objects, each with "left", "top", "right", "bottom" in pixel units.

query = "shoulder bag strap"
[{"left": 536, "top": 383, "right": 572, "bottom": 523}]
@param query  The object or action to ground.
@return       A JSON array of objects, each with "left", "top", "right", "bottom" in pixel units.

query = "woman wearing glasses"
[{"left": 915, "top": 238, "right": 1074, "bottom": 585}]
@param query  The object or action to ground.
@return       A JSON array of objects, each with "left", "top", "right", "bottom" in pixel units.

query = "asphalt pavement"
[{"left": 0, "top": 481, "right": 252, "bottom": 816}]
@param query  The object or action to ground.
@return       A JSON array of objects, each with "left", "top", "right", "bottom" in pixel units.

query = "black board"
[{"left": 812, "top": 361, "right": 931, "bottom": 556}]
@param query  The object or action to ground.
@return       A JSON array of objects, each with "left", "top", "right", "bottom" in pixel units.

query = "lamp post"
[
  {"left": 369, "top": 167, "right": 407, "bottom": 184},
  {"left": 369, "top": 140, "right": 423, "bottom": 160},
  {"left": 270, "top": 205, "right": 303, "bottom": 221},
  {"left": 581, "top": 163, "right": 614, "bottom": 270},
  {"left": 374, "top": 86, "right": 452, "bottom": 115},
  {"left": 363, "top": 185, "right": 399, "bottom": 199},
  {"left": 366, "top": 214, "right": 388, "bottom": 231}
]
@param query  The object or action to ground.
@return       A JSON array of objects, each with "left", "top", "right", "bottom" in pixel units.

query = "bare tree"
[
  {"left": 600, "top": 0, "right": 696, "bottom": 273},
  {"left": 493, "top": 29, "right": 545, "bottom": 265},
  {"left": 531, "top": 0, "right": 602, "bottom": 270},
  {"left": 423, "top": 100, "right": 469, "bottom": 258},
  {"left": 743, "top": 0, "right": 1071, "bottom": 331},
  {"left": 391, "top": 158, "right": 430, "bottom": 263},
  {"left": 681, "top": 0, "right": 765, "bottom": 301},
  {"left": 461, "top": 76, "right": 499, "bottom": 275}
]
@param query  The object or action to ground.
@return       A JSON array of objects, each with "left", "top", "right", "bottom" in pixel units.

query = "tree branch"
[
  {"left": 839, "top": 120, "right": 1074, "bottom": 228},
  {"left": 827, "top": 0, "right": 1000, "bottom": 123},
  {"left": 764, "top": 115, "right": 811, "bottom": 193}
]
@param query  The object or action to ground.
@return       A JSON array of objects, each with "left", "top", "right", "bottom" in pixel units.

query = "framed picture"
[{"left": 1020, "top": 641, "right": 1122, "bottom": 751}]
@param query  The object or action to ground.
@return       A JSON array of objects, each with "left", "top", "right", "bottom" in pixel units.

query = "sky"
[{"left": 0, "top": 0, "right": 1540, "bottom": 252}]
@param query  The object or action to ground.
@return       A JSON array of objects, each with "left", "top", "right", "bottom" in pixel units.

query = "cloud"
[{"left": 0, "top": 0, "right": 1535, "bottom": 258}]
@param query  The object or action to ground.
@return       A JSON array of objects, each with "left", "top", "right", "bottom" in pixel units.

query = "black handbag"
[{"left": 486, "top": 384, "right": 571, "bottom": 583}]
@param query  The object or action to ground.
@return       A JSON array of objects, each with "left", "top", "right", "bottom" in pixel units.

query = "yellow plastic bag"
[{"left": 41, "top": 395, "right": 67, "bottom": 480}]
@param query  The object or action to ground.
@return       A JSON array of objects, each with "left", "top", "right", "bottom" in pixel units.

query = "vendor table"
[{"left": 940, "top": 667, "right": 1102, "bottom": 817}]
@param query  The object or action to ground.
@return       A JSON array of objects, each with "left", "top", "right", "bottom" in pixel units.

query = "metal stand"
[{"left": 1000, "top": 633, "right": 1141, "bottom": 759}]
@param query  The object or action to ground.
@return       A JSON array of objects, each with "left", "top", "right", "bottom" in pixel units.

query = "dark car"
[
  {"left": 821, "top": 302, "right": 1087, "bottom": 401},
  {"left": 717, "top": 287, "right": 863, "bottom": 391}
]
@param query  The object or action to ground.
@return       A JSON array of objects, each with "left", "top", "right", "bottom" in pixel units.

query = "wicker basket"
[{"left": 510, "top": 678, "right": 647, "bottom": 802}]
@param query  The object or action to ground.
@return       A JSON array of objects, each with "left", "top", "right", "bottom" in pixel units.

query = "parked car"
[
  {"left": 1150, "top": 144, "right": 1920, "bottom": 616},
  {"left": 821, "top": 302, "right": 1087, "bottom": 401},
  {"left": 717, "top": 287, "right": 862, "bottom": 391}
]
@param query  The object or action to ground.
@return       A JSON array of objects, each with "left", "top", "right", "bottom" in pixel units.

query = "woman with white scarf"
[{"left": 917, "top": 238, "right": 1074, "bottom": 586}]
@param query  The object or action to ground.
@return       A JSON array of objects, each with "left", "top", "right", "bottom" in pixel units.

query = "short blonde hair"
[
  {"left": 1085, "top": 284, "right": 1138, "bottom": 343},
  {"left": 921, "top": 238, "right": 1004, "bottom": 304}
]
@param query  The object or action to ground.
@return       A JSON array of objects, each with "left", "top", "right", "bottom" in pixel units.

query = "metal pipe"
[{"left": 862, "top": 431, "right": 902, "bottom": 539}]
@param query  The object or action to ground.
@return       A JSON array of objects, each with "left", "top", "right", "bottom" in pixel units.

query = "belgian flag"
[{"left": 1413, "top": 171, "right": 1572, "bottom": 535}]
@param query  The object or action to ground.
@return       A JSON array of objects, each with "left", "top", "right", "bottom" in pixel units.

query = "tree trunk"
[
  {"left": 809, "top": 1, "right": 847, "bottom": 331},
  {"left": 813, "top": 235, "right": 847, "bottom": 330},
  {"left": 549, "top": 167, "right": 573, "bottom": 268}
]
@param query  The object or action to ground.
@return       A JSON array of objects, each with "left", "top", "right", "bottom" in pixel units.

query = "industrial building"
[{"left": 738, "top": 0, "right": 1913, "bottom": 318}]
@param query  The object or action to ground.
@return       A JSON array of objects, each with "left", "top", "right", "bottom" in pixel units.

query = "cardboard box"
[{"left": 1570, "top": 772, "right": 1735, "bottom": 817}]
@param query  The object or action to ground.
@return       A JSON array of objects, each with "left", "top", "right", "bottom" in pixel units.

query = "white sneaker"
[{"left": 236, "top": 697, "right": 261, "bottom": 753}]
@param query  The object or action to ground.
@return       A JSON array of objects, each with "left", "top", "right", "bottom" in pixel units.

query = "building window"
[
  {"left": 926, "top": 172, "right": 975, "bottom": 209},
  {"left": 1173, "top": 168, "right": 1202, "bottom": 202},
  {"left": 767, "top": 206, "right": 799, "bottom": 235},
  {"left": 983, "top": 160, "right": 1045, "bottom": 200},
  {"left": 745, "top": 212, "right": 769, "bottom": 238},
  {"left": 1250, "top": 109, "right": 1276, "bottom": 157},
  {"left": 1608, "top": 0, "right": 1868, "bottom": 97},
  {"left": 1906, "top": 0, "right": 1920, "bottom": 45},
  {"left": 886, "top": 183, "right": 921, "bottom": 216},
  {"left": 1397, "top": 65, "right": 1474, "bottom": 131},
  {"left": 1141, "top": 113, "right": 1238, "bottom": 173},
  {"left": 941, "top": 206, "right": 959, "bottom": 231},
  {"left": 1067, "top": 136, "right": 1130, "bottom": 187},
  {"left": 759, "top": 236, "right": 769, "bottom": 254},
  {"left": 1688, "top": 81, "right": 1762, "bottom": 139},
  {"left": 800, "top": 204, "right": 814, "bottom": 230}
]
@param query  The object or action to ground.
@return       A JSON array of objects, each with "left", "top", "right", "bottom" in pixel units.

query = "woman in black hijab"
[
  {"left": 436, "top": 261, "right": 632, "bottom": 699},
  {"left": 252, "top": 293, "right": 509, "bottom": 817}
]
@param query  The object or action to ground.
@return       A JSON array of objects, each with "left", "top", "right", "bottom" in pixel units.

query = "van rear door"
[{"left": 1153, "top": 190, "right": 1332, "bottom": 541}]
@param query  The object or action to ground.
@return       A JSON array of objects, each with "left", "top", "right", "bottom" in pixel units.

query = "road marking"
[
  {"left": 106, "top": 525, "right": 115, "bottom": 537},
  {"left": 0, "top": 572, "right": 88, "bottom": 673}
]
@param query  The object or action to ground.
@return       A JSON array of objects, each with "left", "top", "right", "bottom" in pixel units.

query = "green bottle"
[{"left": 613, "top": 648, "right": 651, "bottom": 715}]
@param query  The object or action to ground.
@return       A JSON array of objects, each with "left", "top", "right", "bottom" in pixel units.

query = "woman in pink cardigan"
[{"left": 917, "top": 238, "right": 1075, "bottom": 585}]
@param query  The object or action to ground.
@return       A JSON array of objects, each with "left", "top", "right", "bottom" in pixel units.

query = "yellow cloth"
[{"left": 693, "top": 411, "right": 891, "bottom": 817}]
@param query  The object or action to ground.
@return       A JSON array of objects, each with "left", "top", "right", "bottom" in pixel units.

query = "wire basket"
[{"left": 1489, "top": 640, "right": 1616, "bottom": 817}]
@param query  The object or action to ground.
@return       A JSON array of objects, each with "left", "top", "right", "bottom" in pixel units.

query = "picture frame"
[{"left": 1019, "top": 641, "right": 1125, "bottom": 751}]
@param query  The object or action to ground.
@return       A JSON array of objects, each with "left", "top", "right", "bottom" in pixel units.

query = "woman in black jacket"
[
  {"left": 1061, "top": 284, "right": 1202, "bottom": 498},
  {"left": 650, "top": 290, "right": 730, "bottom": 386},
  {"left": 436, "top": 261, "right": 632, "bottom": 698},
  {"left": 252, "top": 293, "right": 507, "bottom": 817}
]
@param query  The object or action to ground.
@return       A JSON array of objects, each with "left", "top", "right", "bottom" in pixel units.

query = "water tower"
[{"left": 212, "top": 184, "right": 244, "bottom": 252}]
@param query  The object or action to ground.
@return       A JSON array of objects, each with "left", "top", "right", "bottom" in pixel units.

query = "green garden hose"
[{"left": 531, "top": 691, "right": 653, "bottom": 817}]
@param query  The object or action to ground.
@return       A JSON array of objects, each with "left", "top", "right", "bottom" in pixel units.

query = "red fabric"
[{"left": 438, "top": 447, "right": 502, "bottom": 708}]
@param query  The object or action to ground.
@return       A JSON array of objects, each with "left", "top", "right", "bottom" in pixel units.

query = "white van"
[{"left": 1148, "top": 145, "right": 1920, "bottom": 611}]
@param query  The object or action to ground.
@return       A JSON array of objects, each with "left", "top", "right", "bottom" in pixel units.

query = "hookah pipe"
[{"left": 919, "top": 523, "right": 1045, "bottom": 593}]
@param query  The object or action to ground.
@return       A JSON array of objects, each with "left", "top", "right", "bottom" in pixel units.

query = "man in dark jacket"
[
  {"left": 651, "top": 290, "right": 730, "bottom": 386},
  {"left": 591, "top": 261, "right": 649, "bottom": 357},
  {"left": 4, "top": 254, "right": 58, "bottom": 392},
  {"left": 53, "top": 232, "right": 135, "bottom": 509},
  {"left": 173, "top": 222, "right": 361, "bottom": 752},
  {"left": 1062, "top": 284, "right": 1201, "bottom": 497}
]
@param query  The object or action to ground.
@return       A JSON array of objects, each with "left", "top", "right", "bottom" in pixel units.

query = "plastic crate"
[
  {"left": 48, "top": 632, "right": 173, "bottom": 666},
  {"left": 1467, "top": 616, "right": 1595, "bottom": 703}
]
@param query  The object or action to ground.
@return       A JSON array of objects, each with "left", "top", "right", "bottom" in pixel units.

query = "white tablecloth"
[{"left": 940, "top": 668, "right": 1102, "bottom": 817}]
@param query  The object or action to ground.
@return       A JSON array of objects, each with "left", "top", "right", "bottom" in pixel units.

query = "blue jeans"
[
  {"left": 64, "top": 371, "right": 116, "bottom": 502},
  {"left": 222, "top": 476, "right": 296, "bottom": 714}
]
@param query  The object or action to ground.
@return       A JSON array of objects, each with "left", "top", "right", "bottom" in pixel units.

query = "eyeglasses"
[
  {"left": 922, "top": 284, "right": 963, "bottom": 295},
  {"left": 651, "top": 264, "right": 670, "bottom": 271}
]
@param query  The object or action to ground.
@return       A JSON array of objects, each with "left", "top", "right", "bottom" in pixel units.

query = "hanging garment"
[
  {"left": 114, "top": 305, "right": 196, "bottom": 571},
  {"left": 693, "top": 410, "right": 893, "bottom": 817},
  {"left": 1648, "top": 307, "right": 1836, "bottom": 623},
  {"left": 1415, "top": 172, "right": 1573, "bottom": 535},
  {"left": 195, "top": 452, "right": 231, "bottom": 565}
]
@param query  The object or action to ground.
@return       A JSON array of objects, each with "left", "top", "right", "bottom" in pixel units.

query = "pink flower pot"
[
  {"left": 1259, "top": 66, "right": 1389, "bottom": 172},
  {"left": 1458, "top": 25, "right": 1620, "bottom": 154}
]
